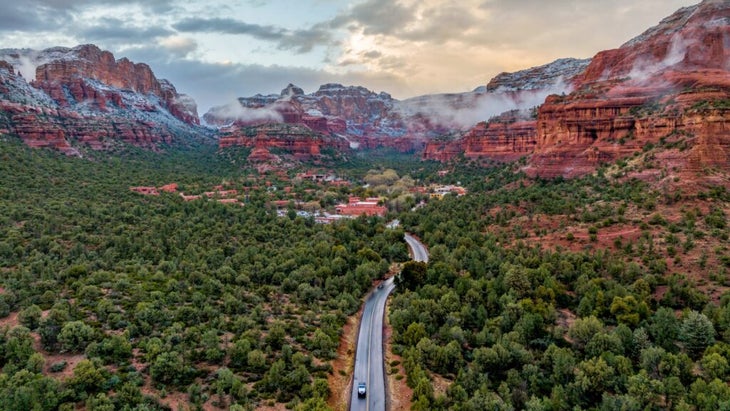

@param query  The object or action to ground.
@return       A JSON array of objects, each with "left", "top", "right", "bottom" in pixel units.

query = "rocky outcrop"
[
  {"left": 218, "top": 123, "right": 349, "bottom": 161},
  {"left": 463, "top": 120, "right": 538, "bottom": 161},
  {"left": 527, "top": 91, "right": 730, "bottom": 179},
  {"left": 309, "top": 84, "right": 404, "bottom": 136},
  {"left": 422, "top": 139, "right": 464, "bottom": 162},
  {"left": 424, "top": 0, "right": 730, "bottom": 186},
  {"left": 206, "top": 83, "right": 407, "bottom": 140},
  {"left": 0, "top": 45, "right": 204, "bottom": 153},
  {"left": 33, "top": 45, "right": 162, "bottom": 95},
  {"left": 525, "top": 0, "right": 730, "bottom": 178},
  {"left": 0, "top": 60, "right": 13, "bottom": 73},
  {"left": 160, "top": 80, "right": 199, "bottom": 125},
  {"left": 206, "top": 58, "right": 588, "bottom": 149},
  {"left": 423, "top": 110, "right": 538, "bottom": 162},
  {"left": 486, "top": 58, "right": 591, "bottom": 92},
  {"left": 4, "top": 106, "right": 175, "bottom": 152},
  {"left": 578, "top": 0, "right": 730, "bottom": 85},
  {"left": 29, "top": 45, "right": 199, "bottom": 125}
]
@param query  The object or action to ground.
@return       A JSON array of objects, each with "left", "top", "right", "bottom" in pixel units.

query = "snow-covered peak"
[{"left": 485, "top": 58, "right": 591, "bottom": 93}]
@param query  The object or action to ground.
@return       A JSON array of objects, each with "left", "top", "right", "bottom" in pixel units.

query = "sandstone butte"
[
  {"left": 0, "top": 44, "right": 199, "bottom": 153},
  {"left": 207, "top": 84, "right": 401, "bottom": 134},
  {"left": 207, "top": 83, "right": 429, "bottom": 155},
  {"left": 218, "top": 124, "right": 349, "bottom": 162},
  {"left": 32, "top": 45, "right": 199, "bottom": 125},
  {"left": 425, "top": 0, "right": 730, "bottom": 186}
]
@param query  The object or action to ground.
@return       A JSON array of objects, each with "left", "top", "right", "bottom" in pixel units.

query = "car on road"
[{"left": 357, "top": 382, "right": 367, "bottom": 398}]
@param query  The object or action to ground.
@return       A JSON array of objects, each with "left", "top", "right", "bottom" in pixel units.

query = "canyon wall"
[
  {"left": 425, "top": 0, "right": 730, "bottom": 185},
  {"left": 0, "top": 45, "right": 202, "bottom": 154}
]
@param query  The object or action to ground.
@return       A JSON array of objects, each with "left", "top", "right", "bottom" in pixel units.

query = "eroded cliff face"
[
  {"left": 0, "top": 45, "right": 202, "bottom": 154},
  {"left": 206, "top": 56, "right": 586, "bottom": 150},
  {"left": 34, "top": 45, "right": 161, "bottom": 95},
  {"left": 524, "top": 0, "right": 730, "bottom": 179},
  {"left": 218, "top": 123, "right": 349, "bottom": 162},
  {"left": 419, "top": 59, "right": 589, "bottom": 162},
  {"left": 28, "top": 45, "right": 199, "bottom": 125},
  {"left": 527, "top": 94, "right": 730, "bottom": 180},
  {"left": 423, "top": 112, "right": 538, "bottom": 162},
  {"left": 426, "top": 0, "right": 730, "bottom": 186},
  {"left": 579, "top": 0, "right": 730, "bottom": 85},
  {"left": 205, "top": 83, "right": 407, "bottom": 139}
]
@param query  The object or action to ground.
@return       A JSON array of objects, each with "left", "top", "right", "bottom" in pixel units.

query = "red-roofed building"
[{"left": 335, "top": 196, "right": 387, "bottom": 217}]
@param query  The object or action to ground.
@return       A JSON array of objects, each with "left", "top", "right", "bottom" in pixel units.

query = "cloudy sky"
[{"left": 0, "top": 0, "right": 697, "bottom": 112}]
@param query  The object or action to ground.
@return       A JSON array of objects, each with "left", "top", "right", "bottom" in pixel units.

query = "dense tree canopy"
[
  {"left": 1, "top": 136, "right": 729, "bottom": 410},
  {"left": 389, "top": 159, "right": 730, "bottom": 410},
  {"left": 0, "top": 138, "right": 409, "bottom": 409}
]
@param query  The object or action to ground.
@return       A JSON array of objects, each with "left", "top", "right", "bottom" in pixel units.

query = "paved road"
[
  {"left": 350, "top": 234, "right": 428, "bottom": 411},
  {"left": 404, "top": 233, "right": 429, "bottom": 263},
  {"left": 350, "top": 276, "right": 394, "bottom": 411}
]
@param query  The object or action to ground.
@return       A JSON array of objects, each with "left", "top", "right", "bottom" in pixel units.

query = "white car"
[{"left": 357, "top": 382, "right": 367, "bottom": 398}]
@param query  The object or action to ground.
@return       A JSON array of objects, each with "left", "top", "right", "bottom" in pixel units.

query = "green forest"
[
  {"left": 392, "top": 164, "right": 730, "bottom": 410},
  {"left": 0, "top": 137, "right": 408, "bottom": 410},
  {"left": 1, "top": 135, "right": 729, "bottom": 410}
]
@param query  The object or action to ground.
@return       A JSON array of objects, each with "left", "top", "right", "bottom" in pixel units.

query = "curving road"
[
  {"left": 350, "top": 233, "right": 428, "bottom": 411},
  {"left": 404, "top": 234, "right": 429, "bottom": 263}
]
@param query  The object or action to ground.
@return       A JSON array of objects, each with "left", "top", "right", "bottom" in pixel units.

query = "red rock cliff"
[
  {"left": 525, "top": 0, "right": 730, "bottom": 179},
  {"left": 0, "top": 45, "right": 203, "bottom": 153},
  {"left": 422, "top": 110, "right": 538, "bottom": 162},
  {"left": 420, "top": 58, "right": 590, "bottom": 163},
  {"left": 422, "top": 0, "right": 730, "bottom": 185},
  {"left": 31, "top": 45, "right": 199, "bottom": 125},
  {"left": 218, "top": 123, "right": 349, "bottom": 162}
]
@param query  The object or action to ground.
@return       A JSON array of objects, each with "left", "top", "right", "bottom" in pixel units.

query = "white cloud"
[
  {"left": 159, "top": 36, "right": 198, "bottom": 57},
  {"left": 0, "top": 0, "right": 701, "bottom": 112}
]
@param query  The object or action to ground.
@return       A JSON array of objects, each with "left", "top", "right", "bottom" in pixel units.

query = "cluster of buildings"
[
  {"left": 271, "top": 196, "right": 387, "bottom": 224},
  {"left": 410, "top": 184, "right": 468, "bottom": 199},
  {"left": 129, "top": 170, "right": 466, "bottom": 224},
  {"left": 334, "top": 197, "right": 387, "bottom": 217}
]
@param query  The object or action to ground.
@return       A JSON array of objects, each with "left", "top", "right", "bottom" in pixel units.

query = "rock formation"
[
  {"left": 205, "top": 57, "right": 587, "bottom": 150},
  {"left": 218, "top": 123, "right": 349, "bottom": 162},
  {"left": 486, "top": 58, "right": 591, "bottom": 92},
  {"left": 424, "top": 0, "right": 730, "bottom": 187},
  {"left": 423, "top": 110, "right": 538, "bottom": 162},
  {"left": 525, "top": 0, "right": 730, "bottom": 179},
  {"left": 205, "top": 83, "right": 406, "bottom": 139},
  {"left": 420, "top": 58, "right": 589, "bottom": 162},
  {"left": 0, "top": 45, "right": 203, "bottom": 154}
]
